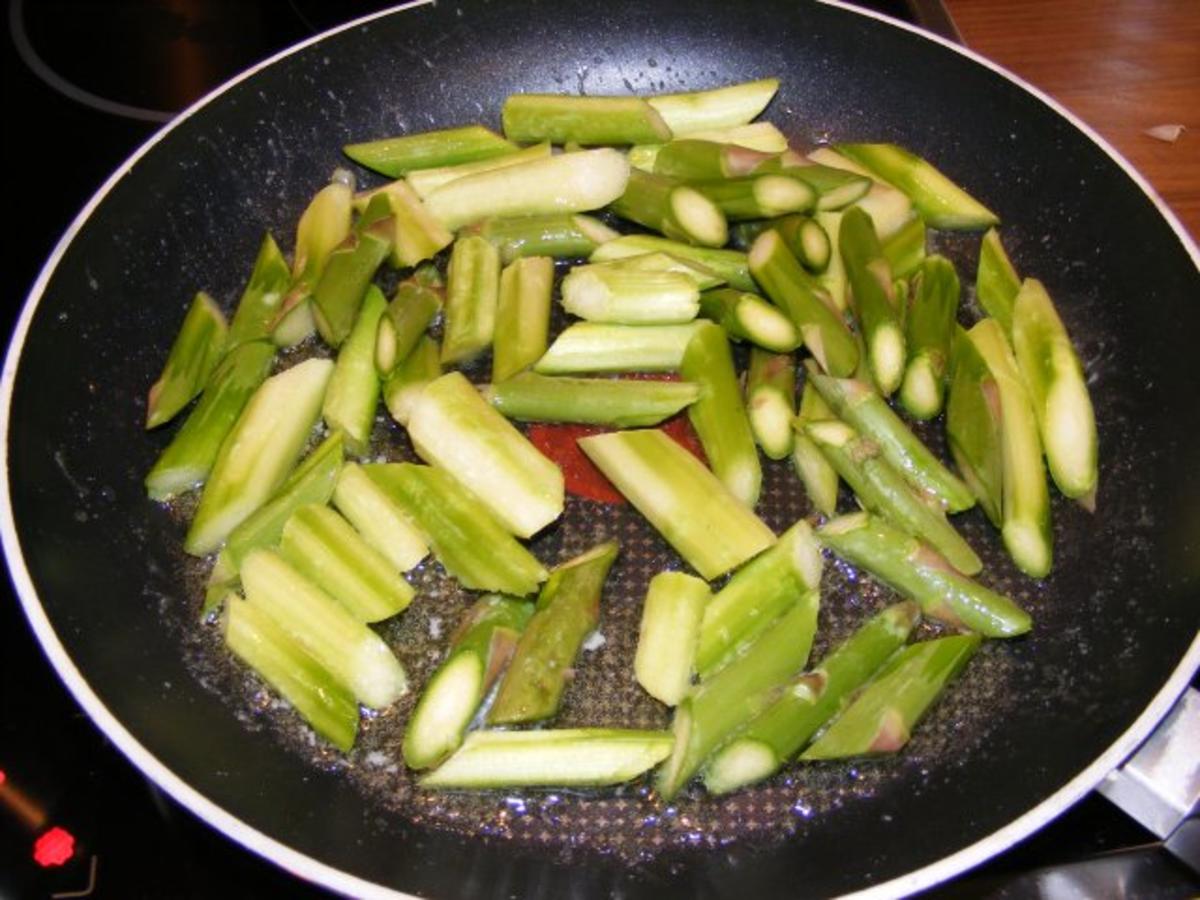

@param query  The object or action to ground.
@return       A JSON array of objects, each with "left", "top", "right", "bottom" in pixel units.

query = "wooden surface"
[{"left": 943, "top": 0, "right": 1200, "bottom": 241}]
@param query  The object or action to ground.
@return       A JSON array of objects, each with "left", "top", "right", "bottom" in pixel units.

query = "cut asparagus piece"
[
  {"left": 881, "top": 214, "right": 927, "bottom": 280},
  {"left": 805, "top": 420, "right": 983, "bottom": 575},
  {"left": 771, "top": 214, "right": 832, "bottom": 272},
  {"left": 332, "top": 463, "right": 428, "bottom": 572},
  {"left": 425, "top": 148, "right": 631, "bottom": 231},
  {"left": 946, "top": 326, "right": 1004, "bottom": 526},
  {"left": 590, "top": 234, "right": 755, "bottom": 291},
  {"left": 635, "top": 572, "right": 710, "bottom": 706},
  {"left": 406, "top": 142, "right": 552, "bottom": 198},
  {"left": 899, "top": 255, "right": 960, "bottom": 421},
  {"left": 270, "top": 298, "right": 317, "bottom": 349},
  {"left": 653, "top": 139, "right": 775, "bottom": 180},
  {"left": 343, "top": 125, "right": 516, "bottom": 177},
  {"left": 561, "top": 265, "right": 700, "bottom": 324},
  {"left": 377, "top": 280, "right": 441, "bottom": 378},
  {"left": 680, "top": 321, "right": 762, "bottom": 506},
  {"left": 185, "top": 358, "right": 333, "bottom": 556},
  {"left": 747, "top": 348, "right": 797, "bottom": 460},
  {"left": 840, "top": 207, "right": 905, "bottom": 397},
  {"left": 668, "top": 121, "right": 789, "bottom": 152},
  {"left": 690, "top": 175, "right": 815, "bottom": 221},
  {"left": 421, "top": 728, "right": 672, "bottom": 789},
  {"left": 697, "top": 288, "right": 800, "bottom": 352},
  {"left": 976, "top": 228, "right": 1022, "bottom": 332},
  {"left": 470, "top": 212, "right": 618, "bottom": 264},
  {"left": 322, "top": 285, "right": 386, "bottom": 455},
  {"left": 408, "top": 371, "right": 564, "bottom": 538},
  {"left": 578, "top": 429, "right": 776, "bottom": 579},
  {"left": 368, "top": 179, "right": 453, "bottom": 268},
  {"left": 364, "top": 463, "right": 547, "bottom": 596},
  {"left": 403, "top": 595, "right": 533, "bottom": 769},
  {"left": 240, "top": 549, "right": 407, "bottom": 708},
  {"left": 279, "top": 504, "right": 414, "bottom": 623},
  {"left": 382, "top": 335, "right": 441, "bottom": 426},
  {"left": 819, "top": 512, "right": 1031, "bottom": 636},
  {"left": 145, "top": 341, "right": 275, "bottom": 500},
  {"left": 493, "top": 256, "right": 554, "bottom": 381},
  {"left": 534, "top": 322, "right": 698, "bottom": 374},
  {"left": 748, "top": 229, "right": 859, "bottom": 377},
  {"left": 695, "top": 520, "right": 823, "bottom": 679},
  {"left": 966, "top": 319, "right": 1052, "bottom": 577},
  {"left": 807, "top": 148, "right": 916, "bottom": 241},
  {"left": 772, "top": 163, "right": 872, "bottom": 211},
  {"left": 703, "top": 601, "right": 919, "bottom": 793},
  {"left": 647, "top": 78, "right": 779, "bottom": 134},
  {"left": 146, "top": 291, "right": 227, "bottom": 429},
  {"left": 502, "top": 94, "right": 671, "bottom": 145},
  {"left": 834, "top": 143, "right": 999, "bottom": 231},
  {"left": 227, "top": 234, "right": 292, "bottom": 349},
  {"left": 311, "top": 205, "right": 393, "bottom": 348},
  {"left": 441, "top": 235, "right": 501, "bottom": 365},
  {"left": 1010, "top": 278, "right": 1098, "bottom": 500},
  {"left": 658, "top": 591, "right": 819, "bottom": 800},
  {"left": 806, "top": 365, "right": 974, "bottom": 512},
  {"left": 489, "top": 541, "right": 618, "bottom": 724},
  {"left": 596, "top": 251, "right": 724, "bottom": 290},
  {"left": 284, "top": 178, "right": 353, "bottom": 340},
  {"left": 814, "top": 209, "right": 848, "bottom": 312},
  {"left": 483, "top": 372, "right": 700, "bottom": 427},
  {"left": 610, "top": 169, "right": 728, "bottom": 248},
  {"left": 224, "top": 594, "right": 358, "bottom": 752},
  {"left": 802, "top": 633, "right": 980, "bottom": 759},
  {"left": 791, "top": 378, "right": 840, "bottom": 517}
]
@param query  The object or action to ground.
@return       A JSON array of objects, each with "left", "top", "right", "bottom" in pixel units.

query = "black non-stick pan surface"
[{"left": 4, "top": 0, "right": 1199, "bottom": 897}]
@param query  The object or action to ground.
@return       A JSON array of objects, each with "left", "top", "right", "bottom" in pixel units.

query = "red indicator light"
[
  {"left": 33, "top": 826, "right": 76, "bottom": 867},
  {"left": 0, "top": 769, "right": 6, "bottom": 785}
]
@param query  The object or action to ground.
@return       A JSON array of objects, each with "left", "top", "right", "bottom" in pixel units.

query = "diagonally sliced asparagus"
[
  {"left": 441, "top": 235, "right": 501, "bottom": 365},
  {"left": 698, "top": 288, "right": 800, "bottom": 352},
  {"left": 332, "top": 463, "right": 428, "bottom": 573},
  {"left": 946, "top": 325, "right": 1004, "bottom": 526},
  {"left": 146, "top": 291, "right": 227, "bottom": 429},
  {"left": 899, "top": 255, "right": 960, "bottom": 421},
  {"left": 383, "top": 335, "right": 441, "bottom": 427},
  {"left": 377, "top": 280, "right": 441, "bottom": 378},
  {"left": 493, "top": 256, "right": 554, "bottom": 382},
  {"left": 469, "top": 212, "right": 618, "bottom": 264},
  {"left": 323, "top": 285, "right": 386, "bottom": 456},
  {"left": 746, "top": 348, "right": 797, "bottom": 460},
  {"left": 227, "top": 234, "right": 292, "bottom": 349},
  {"left": 591, "top": 234, "right": 755, "bottom": 291},
  {"left": 976, "top": 228, "right": 1021, "bottom": 332},
  {"left": 647, "top": 78, "right": 780, "bottom": 134},
  {"left": 534, "top": 322, "right": 699, "bottom": 374},
  {"left": 561, "top": 265, "right": 700, "bottom": 324},
  {"left": 609, "top": 169, "right": 728, "bottom": 248},
  {"left": 483, "top": 372, "right": 699, "bottom": 428},
  {"left": 791, "top": 377, "right": 840, "bottom": 517},
  {"left": 406, "top": 143, "right": 552, "bottom": 199},
  {"left": 343, "top": 124, "right": 516, "bottom": 177},
  {"left": 840, "top": 207, "right": 905, "bottom": 397},
  {"left": 635, "top": 572, "right": 710, "bottom": 706},
  {"left": 502, "top": 94, "right": 671, "bottom": 145}
]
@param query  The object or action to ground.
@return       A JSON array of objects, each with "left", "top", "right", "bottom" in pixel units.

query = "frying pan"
[{"left": 4, "top": 0, "right": 1199, "bottom": 896}]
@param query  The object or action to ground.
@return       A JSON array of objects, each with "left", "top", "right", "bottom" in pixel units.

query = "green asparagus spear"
[
  {"left": 840, "top": 207, "right": 905, "bottom": 396},
  {"left": 489, "top": 541, "right": 618, "bottom": 724},
  {"left": 946, "top": 327, "right": 1004, "bottom": 526},
  {"left": 814, "top": 210, "right": 848, "bottom": 312},
  {"left": 590, "top": 234, "right": 755, "bottom": 291},
  {"left": 689, "top": 175, "right": 816, "bottom": 221},
  {"left": 561, "top": 265, "right": 700, "bottom": 324},
  {"left": 899, "top": 256, "right": 960, "bottom": 420},
  {"left": 343, "top": 124, "right": 516, "bottom": 177},
  {"left": 805, "top": 420, "right": 983, "bottom": 575},
  {"left": 146, "top": 292, "right": 227, "bottom": 429},
  {"left": 807, "top": 148, "right": 917, "bottom": 241},
  {"left": 635, "top": 572, "right": 710, "bottom": 705},
  {"left": 502, "top": 94, "right": 671, "bottom": 145},
  {"left": 746, "top": 349, "right": 796, "bottom": 460},
  {"left": 493, "top": 256, "right": 554, "bottom": 381},
  {"left": 224, "top": 594, "right": 358, "bottom": 752},
  {"left": 703, "top": 601, "right": 919, "bottom": 793},
  {"left": 145, "top": 341, "right": 275, "bottom": 500},
  {"left": 185, "top": 358, "right": 333, "bottom": 556},
  {"left": 748, "top": 229, "right": 859, "bottom": 377},
  {"left": 406, "top": 142, "right": 552, "bottom": 198},
  {"left": 441, "top": 235, "right": 501, "bottom": 365},
  {"left": 227, "top": 234, "right": 292, "bottom": 349},
  {"left": 769, "top": 214, "right": 832, "bottom": 272},
  {"left": 369, "top": 179, "right": 453, "bottom": 268},
  {"left": 658, "top": 591, "right": 819, "bottom": 800},
  {"left": 421, "top": 728, "right": 672, "bottom": 789},
  {"left": 680, "top": 321, "right": 762, "bottom": 507},
  {"left": 976, "top": 228, "right": 1021, "bottom": 331},
  {"left": 534, "top": 322, "right": 699, "bottom": 374},
  {"left": 834, "top": 143, "right": 999, "bottom": 230},
  {"left": 469, "top": 213, "right": 618, "bottom": 263},
  {"left": 1010, "top": 279, "right": 1098, "bottom": 501},
  {"left": 578, "top": 429, "right": 776, "bottom": 580},
  {"left": 965, "top": 319, "right": 1052, "bottom": 577},
  {"left": 376, "top": 280, "right": 441, "bottom": 378},
  {"left": 364, "top": 463, "right": 548, "bottom": 596},
  {"left": 425, "top": 148, "right": 631, "bottom": 230},
  {"left": 806, "top": 365, "right": 973, "bottom": 512},
  {"left": 279, "top": 504, "right": 415, "bottom": 623},
  {"left": 322, "top": 285, "right": 386, "bottom": 455},
  {"left": 695, "top": 520, "right": 823, "bottom": 679},
  {"left": 403, "top": 595, "right": 534, "bottom": 769},
  {"left": 819, "top": 512, "right": 1031, "bottom": 636},
  {"left": 279, "top": 177, "right": 353, "bottom": 345},
  {"left": 791, "top": 378, "right": 840, "bottom": 517},
  {"left": 609, "top": 169, "right": 728, "bottom": 247},
  {"left": 311, "top": 196, "right": 393, "bottom": 348},
  {"left": 881, "top": 215, "right": 927, "bottom": 280},
  {"left": 382, "top": 334, "right": 441, "bottom": 426},
  {"left": 597, "top": 251, "right": 724, "bottom": 290},
  {"left": 772, "top": 163, "right": 873, "bottom": 212},
  {"left": 483, "top": 372, "right": 700, "bottom": 427},
  {"left": 647, "top": 78, "right": 779, "bottom": 134},
  {"left": 697, "top": 288, "right": 800, "bottom": 352},
  {"left": 653, "top": 139, "right": 775, "bottom": 180},
  {"left": 408, "top": 372, "right": 564, "bottom": 538},
  {"left": 666, "top": 121, "right": 788, "bottom": 152},
  {"left": 802, "top": 633, "right": 980, "bottom": 759},
  {"left": 332, "top": 462, "right": 428, "bottom": 573}
]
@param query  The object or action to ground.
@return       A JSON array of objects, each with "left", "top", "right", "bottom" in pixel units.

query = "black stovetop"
[{"left": 1, "top": 2, "right": 1194, "bottom": 897}]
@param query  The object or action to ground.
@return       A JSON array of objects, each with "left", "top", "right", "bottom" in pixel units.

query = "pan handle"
[{"left": 1096, "top": 686, "right": 1200, "bottom": 874}]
